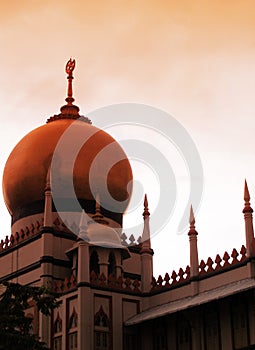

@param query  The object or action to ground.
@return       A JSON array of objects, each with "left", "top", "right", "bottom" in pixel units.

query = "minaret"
[
  {"left": 39, "top": 167, "right": 54, "bottom": 347},
  {"left": 140, "top": 194, "right": 153, "bottom": 293},
  {"left": 44, "top": 166, "right": 52, "bottom": 227},
  {"left": 41, "top": 166, "right": 54, "bottom": 283},
  {"left": 77, "top": 210, "right": 90, "bottom": 283},
  {"left": 243, "top": 180, "right": 254, "bottom": 257},
  {"left": 188, "top": 205, "right": 199, "bottom": 279},
  {"left": 77, "top": 210, "right": 93, "bottom": 350}
]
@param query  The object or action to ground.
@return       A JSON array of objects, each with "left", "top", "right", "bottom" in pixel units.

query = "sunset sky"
[{"left": 1, "top": 0, "right": 255, "bottom": 277}]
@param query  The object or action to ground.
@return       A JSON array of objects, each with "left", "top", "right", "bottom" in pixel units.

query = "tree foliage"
[{"left": 0, "top": 282, "right": 59, "bottom": 350}]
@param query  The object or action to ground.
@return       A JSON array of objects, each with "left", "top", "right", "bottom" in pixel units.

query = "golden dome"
[{"left": 2, "top": 60, "right": 133, "bottom": 224}]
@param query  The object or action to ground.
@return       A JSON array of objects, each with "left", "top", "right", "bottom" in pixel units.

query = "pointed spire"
[
  {"left": 79, "top": 210, "right": 89, "bottom": 242},
  {"left": 143, "top": 194, "right": 150, "bottom": 218},
  {"left": 140, "top": 194, "right": 153, "bottom": 292},
  {"left": 243, "top": 179, "right": 253, "bottom": 213},
  {"left": 92, "top": 193, "right": 109, "bottom": 225},
  {"left": 141, "top": 194, "right": 152, "bottom": 252},
  {"left": 188, "top": 204, "right": 199, "bottom": 279},
  {"left": 242, "top": 180, "right": 254, "bottom": 257},
  {"left": 188, "top": 205, "right": 198, "bottom": 236},
  {"left": 44, "top": 166, "right": 52, "bottom": 227}
]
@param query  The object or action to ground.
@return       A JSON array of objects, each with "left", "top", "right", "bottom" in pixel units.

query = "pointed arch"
[
  {"left": 94, "top": 306, "right": 110, "bottom": 328},
  {"left": 108, "top": 251, "right": 116, "bottom": 277},
  {"left": 69, "top": 307, "right": 78, "bottom": 329},
  {"left": 90, "top": 250, "right": 100, "bottom": 275},
  {"left": 54, "top": 312, "right": 62, "bottom": 333},
  {"left": 94, "top": 306, "right": 111, "bottom": 350}
]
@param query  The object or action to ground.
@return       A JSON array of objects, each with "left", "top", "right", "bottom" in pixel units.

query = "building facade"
[{"left": 0, "top": 60, "right": 255, "bottom": 350}]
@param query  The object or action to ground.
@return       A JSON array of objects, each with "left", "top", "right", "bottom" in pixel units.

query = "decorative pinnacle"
[
  {"left": 189, "top": 205, "right": 195, "bottom": 226},
  {"left": 95, "top": 193, "right": 101, "bottom": 215},
  {"left": 79, "top": 210, "right": 89, "bottom": 242},
  {"left": 143, "top": 194, "right": 150, "bottom": 218},
  {"left": 65, "top": 58, "right": 75, "bottom": 105},
  {"left": 243, "top": 179, "right": 253, "bottom": 213},
  {"left": 45, "top": 166, "right": 51, "bottom": 192},
  {"left": 46, "top": 59, "right": 92, "bottom": 124},
  {"left": 92, "top": 193, "right": 109, "bottom": 225},
  {"left": 79, "top": 209, "right": 88, "bottom": 230},
  {"left": 244, "top": 179, "right": 250, "bottom": 202},
  {"left": 188, "top": 205, "right": 198, "bottom": 236}
]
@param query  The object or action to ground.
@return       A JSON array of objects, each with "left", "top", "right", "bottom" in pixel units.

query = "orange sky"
[{"left": 1, "top": 0, "right": 255, "bottom": 276}]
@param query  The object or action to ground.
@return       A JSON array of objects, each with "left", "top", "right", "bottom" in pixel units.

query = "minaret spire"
[
  {"left": 140, "top": 194, "right": 153, "bottom": 292},
  {"left": 243, "top": 179, "right": 254, "bottom": 257},
  {"left": 77, "top": 209, "right": 90, "bottom": 284},
  {"left": 188, "top": 205, "right": 199, "bottom": 279},
  {"left": 44, "top": 166, "right": 52, "bottom": 227},
  {"left": 141, "top": 194, "right": 151, "bottom": 250}
]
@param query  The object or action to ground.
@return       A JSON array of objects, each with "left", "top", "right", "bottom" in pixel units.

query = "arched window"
[
  {"left": 69, "top": 308, "right": 78, "bottom": 329},
  {"left": 26, "top": 313, "right": 34, "bottom": 335},
  {"left": 54, "top": 313, "right": 62, "bottom": 333},
  {"left": 68, "top": 308, "right": 78, "bottom": 350},
  {"left": 90, "top": 250, "right": 100, "bottom": 275},
  {"left": 53, "top": 313, "right": 62, "bottom": 350},
  {"left": 94, "top": 306, "right": 111, "bottom": 350},
  {"left": 108, "top": 252, "right": 116, "bottom": 277}
]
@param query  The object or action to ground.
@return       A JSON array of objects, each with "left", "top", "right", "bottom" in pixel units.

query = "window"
[
  {"left": 231, "top": 297, "right": 249, "bottom": 349},
  {"left": 204, "top": 305, "right": 220, "bottom": 350},
  {"left": 90, "top": 250, "right": 100, "bottom": 275},
  {"left": 176, "top": 314, "right": 191, "bottom": 350},
  {"left": 68, "top": 332, "right": 77, "bottom": 350},
  {"left": 53, "top": 336, "right": 62, "bottom": 350},
  {"left": 95, "top": 331, "right": 109, "bottom": 349},
  {"left": 94, "top": 306, "right": 111, "bottom": 350},
  {"left": 67, "top": 308, "right": 78, "bottom": 350},
  {"left": 153, "top": 319, "right": 167, "bottom": 350},
  {"left": 54, "top": 313, "right": 62, "bottom": 333},
  {"left": 108, "top": 252, "right": 116, "bottom": 277},
  {"left": 69, "top": 308, "right": 78, "bottom": 329}
]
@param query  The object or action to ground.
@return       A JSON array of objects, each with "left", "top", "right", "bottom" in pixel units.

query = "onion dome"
[{"left": 2, "top": 59, "right": 133, "bottom": 226}]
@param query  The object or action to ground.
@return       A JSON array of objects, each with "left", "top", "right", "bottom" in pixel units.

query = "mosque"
[{"left": 0, "top": 60, "right": 255, "bottom": 350}]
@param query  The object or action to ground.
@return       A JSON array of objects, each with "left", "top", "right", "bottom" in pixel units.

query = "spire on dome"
[
  {"left": 92, "top": 193, "right": 109, "bottom": 225},
  {"left": 46, "top": 59, "right": 91, "bottom": 124},
  {"left": 65, "top": 58, "right": 75, "bottom": 105}
]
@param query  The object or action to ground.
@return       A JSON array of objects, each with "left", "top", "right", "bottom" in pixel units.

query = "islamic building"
[{"left": 0, "top": 60, "right": 255, "bottom": 350}]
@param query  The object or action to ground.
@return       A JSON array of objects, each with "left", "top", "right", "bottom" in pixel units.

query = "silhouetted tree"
[{"left": 0, "top": 282, "right": 59, "bottom": 350}]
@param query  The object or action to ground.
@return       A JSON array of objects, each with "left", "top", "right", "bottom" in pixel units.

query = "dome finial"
[
  {"left": 65, "top": 58, "right": 75, "bottom": 105},
  {"left": 46, "top": 59, "right": 92, "bottom": 124}
]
